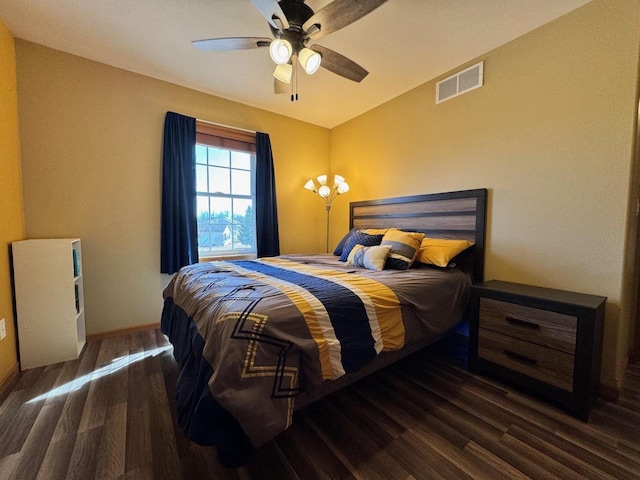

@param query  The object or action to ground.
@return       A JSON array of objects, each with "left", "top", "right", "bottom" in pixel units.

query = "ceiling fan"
[{"left": 192, "top": 0, "right": 388, "bottom": 101}]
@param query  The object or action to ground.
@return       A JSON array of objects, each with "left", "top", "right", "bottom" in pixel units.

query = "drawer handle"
[
  {"left": 506, "top": 316, "right": 540, "bottom": 329},
  {"left": 503, "top": 349, "right": 538, "bottom": 365}
]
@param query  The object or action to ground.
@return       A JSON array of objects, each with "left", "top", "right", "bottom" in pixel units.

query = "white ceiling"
[{"left": 0, "top": 0, "right": 591, "bottom": 129}]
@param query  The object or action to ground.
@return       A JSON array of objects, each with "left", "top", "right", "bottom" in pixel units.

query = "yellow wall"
[
  {"left": 0, "top": 20, "right": 24, "bottom": 384},
  {"left": 15, "top": 40, "right": 330, "bottom": 336},
  {"left": 330, "top": 0, "right": 640, "bottom": 389}
]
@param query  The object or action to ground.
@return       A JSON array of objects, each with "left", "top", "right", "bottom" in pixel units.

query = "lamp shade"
[
  {"left": 337, "top": 181, "right": 350, "bottom": 194},
  {"left": 304, "top": 179, "right": 317, "bottom": 192},
  {"left": 333, "top": 174, "right": 345, "bottom": 185},
  {"left": 273, "top": 64, "right": 293, "bottom": 83},
  {"left": 299, "top": 47, "right": 322, "bottom": 74},
  {"left": 269, "top": 39, "right": 292, "bottom": 64},
  {"left": 317, "top": 174, "right": 327, "bottom": 185}
]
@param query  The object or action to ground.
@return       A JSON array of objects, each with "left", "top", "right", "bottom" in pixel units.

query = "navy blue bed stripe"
[{"left": 234, "top": 261, "right": 376, "bottom": 372}]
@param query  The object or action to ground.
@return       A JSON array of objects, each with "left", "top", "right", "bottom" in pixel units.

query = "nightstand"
[{"left": 468, "top": 280, "right": 606, "bottom": 421}]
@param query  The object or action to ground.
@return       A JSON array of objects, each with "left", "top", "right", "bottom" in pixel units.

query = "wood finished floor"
[{"left": 0, "top": 329, "right": 639, "bottom": 480}]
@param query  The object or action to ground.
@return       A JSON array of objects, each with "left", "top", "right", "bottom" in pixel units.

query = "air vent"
[{"left": 436, "top": 61, "right": 484, "bottom": 104}]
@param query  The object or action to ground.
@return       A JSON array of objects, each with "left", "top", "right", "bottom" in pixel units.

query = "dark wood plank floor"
[{"left": 1, "top": 329, "right": 639, "bottom": 479}]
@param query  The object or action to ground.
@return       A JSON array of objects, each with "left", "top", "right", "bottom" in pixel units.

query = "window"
[{"left": 195, "top": 122, "right": 256, "bottom": 258}]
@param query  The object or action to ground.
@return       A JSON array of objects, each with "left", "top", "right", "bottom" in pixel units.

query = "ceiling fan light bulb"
[
  {"left": 318, "top": 185, "right": 331, "bottom": 198},
  {"left": 269, "top": 39, "right": 292, "bottom": 64},
  {"left": 273, "top": 64, "right": 292, "bottom": 83},
  {"left": 299, "top": 48, "right": 321, "bottom": 74}
]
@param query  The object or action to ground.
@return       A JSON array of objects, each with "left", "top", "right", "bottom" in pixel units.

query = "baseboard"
[
  {"left": 599, "top": 383, "right": 620, "bottom": 402},
  {"left": 86, "top": 322, "right": 160, "bottom": 342},
  {"left": 0, "top": 362, "right": 20, "bottom": 403}
]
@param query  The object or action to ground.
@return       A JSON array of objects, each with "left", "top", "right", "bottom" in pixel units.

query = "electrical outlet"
[{"left": 0, "top": 318, "right": 5, "bottom": 340}]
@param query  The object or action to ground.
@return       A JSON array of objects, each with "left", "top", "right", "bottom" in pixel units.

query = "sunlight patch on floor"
[{"left": 27, "top": 345, "right": 172, "bottom": 404}]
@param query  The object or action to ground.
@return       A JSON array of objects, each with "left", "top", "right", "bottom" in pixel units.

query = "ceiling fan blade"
[
  {"left": 192, "top": 37, "right": 271, "bottom": 51},
  {"left": 303, "top": 0, "right": 387, "bottom": 40},
  {"left": 311, "top": 45, "right": 369, "bottom": 83},
  {"left": 274, "top": 78, "right": 289, "bottom": 94},
  {"left": 251, "top": 0, "right": 290, "bottom": 30}
]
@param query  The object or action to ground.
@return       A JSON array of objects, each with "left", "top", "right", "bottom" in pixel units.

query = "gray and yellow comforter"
[{"left": 161, "top": 254, "right": 470, "bottom": 466}]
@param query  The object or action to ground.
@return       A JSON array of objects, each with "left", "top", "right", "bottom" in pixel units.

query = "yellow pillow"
[
  {"left": 380, "top": 229, "right": 425, "bottom": 269},
  {"left": 417, "top": 238, "right": 474, "bottom": 267},
  {"left": 360, "top": 228, "right": 390, "bottom": 235}
]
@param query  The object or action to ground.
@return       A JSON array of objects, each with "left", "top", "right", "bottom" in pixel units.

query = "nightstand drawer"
[
  {"left": 479, "top": 297, "right": 577, "bottom": 354},
  {"left": 478, "top": 328, "right": 574, "bottom": 392}
]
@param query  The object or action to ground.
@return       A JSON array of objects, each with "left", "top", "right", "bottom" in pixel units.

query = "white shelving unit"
[{"left": 12, "top": 238, "right": 86, "bottom": 370}]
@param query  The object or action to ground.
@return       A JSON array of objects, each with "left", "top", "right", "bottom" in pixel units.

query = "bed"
[{"left": 161, "top": 188, "right": 487, "bottom": 467}]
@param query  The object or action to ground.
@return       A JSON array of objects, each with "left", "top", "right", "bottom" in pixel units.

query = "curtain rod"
[{"left": 196, "top": 118, "right": 256, "bottom": 134}]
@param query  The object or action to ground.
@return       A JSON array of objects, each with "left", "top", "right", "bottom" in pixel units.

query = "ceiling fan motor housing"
[{"left": 269, "top": 0, "right": 315, "bottom": 52}]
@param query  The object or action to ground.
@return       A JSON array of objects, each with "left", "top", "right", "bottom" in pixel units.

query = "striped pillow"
[{"left": 381, "top": 229, "right": 425, "bottom": 270}]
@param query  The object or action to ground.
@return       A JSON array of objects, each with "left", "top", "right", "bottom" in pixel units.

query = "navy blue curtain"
[
  {"left": 255, "top": 132, "right": 280, "bottom": 257},
  {"left": 161, "top": 112, "right": 198, "bottom": 274}
]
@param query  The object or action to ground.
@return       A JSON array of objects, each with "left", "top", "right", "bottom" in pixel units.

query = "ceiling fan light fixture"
[
  {"left": 299, "top": 47, "right": 322, "bottom": 75},
  {"left": 269, "top": 38, "right": 292, "bottom": 64},
  {"left": 273, "top": 63, "right": 293, "bottom": 83}
]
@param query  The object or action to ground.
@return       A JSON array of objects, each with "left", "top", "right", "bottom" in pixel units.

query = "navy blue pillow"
[
  {"left": 333, "top": 228, "right": 357, "bottom": 256},
  {"left": 339, "top": 232, "right": 384, "bottom": 262}
]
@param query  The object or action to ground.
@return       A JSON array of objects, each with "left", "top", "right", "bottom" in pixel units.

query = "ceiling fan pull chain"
[
  {"left": 291, "top": 56, "right": 295, "bottom": 101},
  {"left": 291, "top": 54, "right": 298, "bottom": 102}
]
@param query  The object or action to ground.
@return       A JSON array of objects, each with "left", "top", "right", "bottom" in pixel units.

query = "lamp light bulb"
[
  {"left": 318, "top": 185, "right": 331, "bottom": 198},
  {"left": 269, "top": 39, "right": 292, "bottom": 65}
]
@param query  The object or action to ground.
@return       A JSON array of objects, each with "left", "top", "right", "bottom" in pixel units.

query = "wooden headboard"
[{"left": 350, "top": 188, "right": 487, "bottom": 282}]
